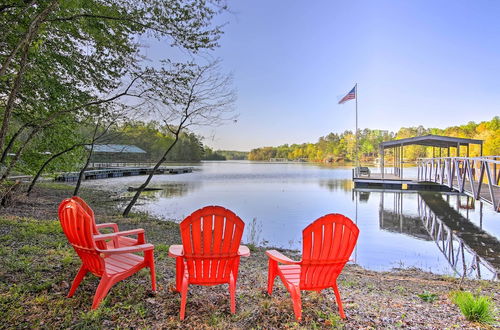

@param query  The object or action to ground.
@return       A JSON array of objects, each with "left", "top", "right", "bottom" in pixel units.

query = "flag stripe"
[{"left": 338, "top": 86, "right": 356, "bottom": 104}]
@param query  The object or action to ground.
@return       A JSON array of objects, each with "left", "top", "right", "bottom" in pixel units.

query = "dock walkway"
[
  {"left": 418, "top": 157, "right": 500, "bottom": 212},
  {"left": 55, "top": 166, "right": 193, "bottom": 182}
]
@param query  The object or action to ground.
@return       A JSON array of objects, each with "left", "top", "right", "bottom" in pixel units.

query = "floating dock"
[
  {"left": 353, "top": 173, "right": 452, "bottom": 191},
  {"left": 55, "top": 166, "right": 193, "bottom": 182}
]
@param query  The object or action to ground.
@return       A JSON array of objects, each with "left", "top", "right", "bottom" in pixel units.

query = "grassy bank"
[{"left": 0, "top": 183, "right": 498, "bottom": 328}]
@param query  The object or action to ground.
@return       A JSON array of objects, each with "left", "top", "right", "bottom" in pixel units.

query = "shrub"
[
  {"left": 417, "top": 291, "right": 438, "bottom": 303},
  {"left": 450, "top": 291, "right": 496, "bottom": 324}
]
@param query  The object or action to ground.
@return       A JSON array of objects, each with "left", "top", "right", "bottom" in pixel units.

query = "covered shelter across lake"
[
  {"left": 88, "top": 144, "right": 147, "bottom": 165},
  {"left": 378, "top": 135, "right": 483, "bottom": 180}
]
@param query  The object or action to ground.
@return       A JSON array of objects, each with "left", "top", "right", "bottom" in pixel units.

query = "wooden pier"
[{"left": 55, "top": 166, "right": 193, "bottom": 182}]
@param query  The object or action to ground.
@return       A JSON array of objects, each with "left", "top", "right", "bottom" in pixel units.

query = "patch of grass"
[
  {"left": 450, "top": 291, "right": 496, "bottom": 324},
  {"left": 340, "top": 279, "right": 357, "bottom": 288},
  {"left": 315, "top": 310, "right": 343, "bottom": 328},
  {"left": 417, "top": 291, "right": 438, "bottom": 303},
  {"left": 38, "top": 182, "right": 74, "bottom": 191},
  {"left": 154, "top": 243, "right": 170, "bottom": 261}
]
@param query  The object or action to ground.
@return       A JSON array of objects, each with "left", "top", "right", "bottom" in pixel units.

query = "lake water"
[{"left": 84, "top": 161, "right": 500, "bottom": 279}]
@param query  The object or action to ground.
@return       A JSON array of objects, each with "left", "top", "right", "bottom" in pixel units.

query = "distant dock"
[{"left": 55, "top": 166, "right": 193, "bottom": 182}]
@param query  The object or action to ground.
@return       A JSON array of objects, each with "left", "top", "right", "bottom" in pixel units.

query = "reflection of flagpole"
[
  {"left": 354, "top": 189, "right": 358, "bottom": 263},
  {"left": 355, "top": 83, "right": 358, "bottom": 169}
]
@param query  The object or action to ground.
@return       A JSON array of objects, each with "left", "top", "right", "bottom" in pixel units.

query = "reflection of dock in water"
[
  {"left": 418, "top": 192, "right": 499, "bottom": 280},
  {"left": 355, "top": 188, "right": 499, "bottom": 280},
  {"left": 379, "top": 191, "right": 431, "bottom": 241}
]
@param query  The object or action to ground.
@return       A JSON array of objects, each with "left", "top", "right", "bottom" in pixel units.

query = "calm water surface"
[{"left": 84, "top": 161, "right": 500, "bottom": 279}]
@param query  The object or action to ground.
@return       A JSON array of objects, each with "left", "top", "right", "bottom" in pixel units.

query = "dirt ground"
[{"left": 0, "top": 182, "right": 498, "bottom": 328}]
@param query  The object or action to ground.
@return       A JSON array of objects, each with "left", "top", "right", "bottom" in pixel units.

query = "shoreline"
[{"left": 0, "top": 183, "right": 498, "bottom": 328}]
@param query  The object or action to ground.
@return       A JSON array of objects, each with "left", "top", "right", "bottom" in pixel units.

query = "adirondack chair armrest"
[
  {"left": 238, "top": 245, "right": 251, "bottom": 257},
  {"left": 99, "top": 243, "right": 154, "bottom": 255},
  {"left": 265, "top": 249, "right": 300, "bottom": 264},
  {"left": 167, "top": 245, "right": 250, "bottom": 257},
  {"left": 95, "top": 223, "right": 119, "bottom": 232},
  {"left": 94, "top": 228, "right": 145, "bottom": 241},
  {"left": 168, "top": 244, "right": 184, "bottom": 257}
]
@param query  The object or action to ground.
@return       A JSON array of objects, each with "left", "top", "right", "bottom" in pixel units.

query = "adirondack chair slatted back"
[
  {"left": 300, "top": 214, "right": 359, "bottom": 290},
  {"left": 59, "top": 197, "right": 107, "bottom": 249},
  {"left": 58, "top": 200, "right": 105, "bottom": 276},
  {"left": 180, "top": 206, "right": 244, "bottom": 284}
]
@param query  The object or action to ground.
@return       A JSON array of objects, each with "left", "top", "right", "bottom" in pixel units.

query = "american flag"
[{"left": 338, "top": 85, "right": 356, "bottom": 104}]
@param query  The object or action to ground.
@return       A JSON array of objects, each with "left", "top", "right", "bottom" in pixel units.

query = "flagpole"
[{"left": 355, "top": 83, "right": 358, "bottom": 169}]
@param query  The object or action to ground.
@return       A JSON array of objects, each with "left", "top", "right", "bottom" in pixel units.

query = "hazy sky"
[{"left": 149, "top": 0, "right": 500, "bottom": 151}]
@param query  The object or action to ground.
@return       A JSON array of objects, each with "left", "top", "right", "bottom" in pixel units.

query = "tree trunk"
[
  {"left": 0, "top": 1, "right": 56, "bottom": 78},
  {"left": 73, "top": 144, "right": 94, "bottom": 196},
  {"left": 0, "top": 42, "right": 30, "bottom": 153},
  {"left": 122, "top": 135, "right": 179, "bottom": 217},
  {"left": 0, "top": 1, "right": 58, "bottom": 152},
  {"left": 0, "top": 123, "right": 28, "bottom": 165},
  {"left": 0, "top": 128, "right": 38, "bottom": 183},
  {"left": 27, "top": 144, "right": 81, "bottom": 196}
]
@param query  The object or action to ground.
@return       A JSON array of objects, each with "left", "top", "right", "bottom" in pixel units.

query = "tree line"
[{"left": 248, "top": 117, "right": 499, "bottom": 162}]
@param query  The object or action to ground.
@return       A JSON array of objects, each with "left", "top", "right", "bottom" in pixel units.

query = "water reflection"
[
  {"left": 377, "top": 191, "right": 431, "bottom": 241},
  {"left": 355, "top": 188, "right": 499, "bottom": 280},
  {"left": 418, "top": 192, "right": 499, "bottom": 280},
  {"left": 318, "top": 179, "right": 353, "bottom": 192}
]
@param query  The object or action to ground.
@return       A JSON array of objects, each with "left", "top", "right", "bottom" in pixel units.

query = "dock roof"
[
  {"left": 86, "top": 144, "right": 147, "bottom": 153},
  {"left": 379, "top": 135, "right": 483, "bottom": 149}
]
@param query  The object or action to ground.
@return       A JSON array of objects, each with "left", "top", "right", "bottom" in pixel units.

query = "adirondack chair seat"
[
  {"left": 169, "top": 206, "right": 250, "bottom": 320},
  {"left": 266, "top": 214, "right": 359, "bottom": 321},
  {"left": 277, "top": 264, "right": 301, "bottom": 286},
  {"left": 104, "top": 253, "right": 147, "bottom": 275}
]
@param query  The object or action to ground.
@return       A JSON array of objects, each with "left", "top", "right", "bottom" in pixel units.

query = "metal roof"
[
  {"left": 379, "top": 135, "right": 483, "bottom": 149},
  {"left": 86, "top": 144, "right": 147, "bottom": 153}
]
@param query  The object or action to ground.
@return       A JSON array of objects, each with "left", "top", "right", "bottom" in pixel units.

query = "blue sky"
[{"left": 149, "top": 0, "right": 500, "bottom": 151}]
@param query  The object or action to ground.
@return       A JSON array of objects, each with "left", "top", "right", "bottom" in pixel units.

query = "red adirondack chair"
[
  {"left": 58, "top": 197, "right": 138, "bottom": 249},
  {"left": 58, "top": 199, "right": 156, "bottom": 309},
  {"left": 266, "top": 214, "right": 359, "bottom": 321},
  {"left": 168, "top": 206, "right": 250, "bottom": 320}
]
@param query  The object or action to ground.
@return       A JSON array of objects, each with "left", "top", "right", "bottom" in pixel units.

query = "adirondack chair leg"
[
  {"left": 290, "top": 287, "right": 302, "bottom": 321},
  {"left": 175, "top": 257, "right": 183, "bottom": 292},
  {"left": 92, "top": 276, "right": 114, "bottom": 310},
  {"left": 179, "top": 276, "right": 189, "bottom": 320},
  {"left": 68, "top": 265, "right": 88, "bottom": 298},
  {"left": 147, "top": 250, "right": 157, "bottom": 291},
  {"left": 332, "top": 283, "right": 346, "bottom": 319},
  {"left": 229, "top": 272, "right": 236, "bottom": 314},
  {"left": 267, "top": 258, "right": 278, "bottom": 294}
]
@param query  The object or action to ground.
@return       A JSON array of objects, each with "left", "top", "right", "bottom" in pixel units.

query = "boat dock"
[
  {"left": 55, "top": 166, "right": 193, "bottom": 182},
  {"left": 353, "top": 135, "right": 500, "bottom": 212}
]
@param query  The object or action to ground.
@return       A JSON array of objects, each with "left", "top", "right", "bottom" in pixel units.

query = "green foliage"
[
  {"left": 417, "top": 291, "right": 438, "bottom": 303},
  {"left": 203, "top": 147, "right": 227, "bottom": 160},
  {"left": 450, "top": 291, "right": 496, "bottom": 324},
  {"left": 248, "top": 117, "right": 499, "bottom": 162},
  {"left": 217, "top": 150, "right": 248, "bottom": 160}
]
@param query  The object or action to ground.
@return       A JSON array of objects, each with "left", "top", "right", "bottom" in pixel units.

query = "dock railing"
[{"left": 417, "top": 156, "right": 500, "bottom": 211}]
